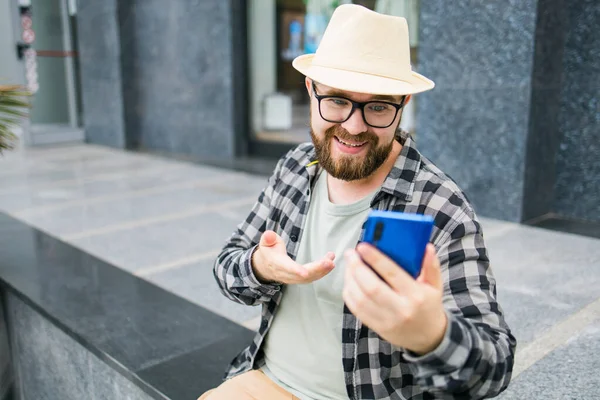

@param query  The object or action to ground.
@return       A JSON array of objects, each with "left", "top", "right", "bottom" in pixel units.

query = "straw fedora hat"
[{"left": 293, "top": 4, "right": 434, "bottom": 96}]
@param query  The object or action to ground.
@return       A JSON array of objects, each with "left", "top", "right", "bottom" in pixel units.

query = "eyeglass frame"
[{"left": 311, "top": 81, "right": 407, "bottom": 129}]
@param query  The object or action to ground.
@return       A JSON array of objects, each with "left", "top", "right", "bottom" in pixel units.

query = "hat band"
[{"left": 309, "top": 57, "right": 413, "bottom": 83}]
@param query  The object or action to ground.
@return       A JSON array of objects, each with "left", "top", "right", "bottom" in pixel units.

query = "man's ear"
[
  {"left": 404, "top": 95, "right": 412, "bottom": 105},
  {"left": 305, "top": 77, "right": 312, "bottom": 96}
]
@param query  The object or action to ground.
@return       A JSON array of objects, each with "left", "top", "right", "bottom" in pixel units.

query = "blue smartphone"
[{"left": 362, "top": 210, "right": 434, "bottom": 279}]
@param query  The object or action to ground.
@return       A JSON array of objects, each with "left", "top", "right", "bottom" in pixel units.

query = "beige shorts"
[{"left": 198, "top": 370, "right": 301, "bottom": 400}]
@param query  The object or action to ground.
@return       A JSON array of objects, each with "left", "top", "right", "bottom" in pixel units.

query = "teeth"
[{"left": 337, "top": 137, "right": 364, "bottom": 147}]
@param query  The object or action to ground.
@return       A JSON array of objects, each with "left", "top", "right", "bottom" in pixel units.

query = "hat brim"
[{"left": 292, "top": 54, "right": 434, "bottom": 96}]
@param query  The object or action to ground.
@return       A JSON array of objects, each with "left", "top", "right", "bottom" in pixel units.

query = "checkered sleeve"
[
  {"left": 403, "top": 215, "right": 516, "bottom": 398},
  {"left": 213, "top": 157, "right": 286, "bottom": 306}
]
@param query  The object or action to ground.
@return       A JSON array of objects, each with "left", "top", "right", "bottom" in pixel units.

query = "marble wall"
[
  {"left": 77, "top": 0, "right": 241, "bottom": 159},
  {"left": 554, "top": 0, "right": 600, "bottom": 222},
  {"left": 416, "top": 0, "right": 538, "bottom": 222},
  {"left": 77, "top": 0, "right": 127, "bottom": 149},
  {"left": 418, "top": 0, "right": 600, "bottom": 223},
  {"left": 4, "top": 293, "right": 152, "bottom": 399},
  {"left": 0, "top": 296, "right": 12, "bottom": 399},
  {"left": 118, "top": 0, "right": 237, "bottom": 158},
  {"left": 521, "top": 0, "right": 567, "bottom": 221}
]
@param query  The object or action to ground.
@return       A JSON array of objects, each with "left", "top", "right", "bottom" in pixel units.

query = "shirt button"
[{"left": 290, "top": 234, "right": 298, "bottom": 242}]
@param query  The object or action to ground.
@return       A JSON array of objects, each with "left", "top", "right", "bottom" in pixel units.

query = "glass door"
[{"left": 28, "top": 0, "right": 83, "bottom": 145}]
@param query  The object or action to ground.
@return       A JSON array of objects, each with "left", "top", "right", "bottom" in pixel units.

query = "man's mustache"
[{"left": 324, "top": 125, "right": 378, "bottom": 144}]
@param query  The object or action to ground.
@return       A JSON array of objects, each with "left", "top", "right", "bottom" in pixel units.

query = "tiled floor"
[
  {"left": 2, "top": 143, "right": 600, "bottom": 398},
  {"left": 0, "top": 144, "right": 263, "bottom": 327}
]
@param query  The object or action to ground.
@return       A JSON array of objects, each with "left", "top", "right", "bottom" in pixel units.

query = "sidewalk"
[{"left": 1, "top": 143, "right": 599, "bottom": 398}]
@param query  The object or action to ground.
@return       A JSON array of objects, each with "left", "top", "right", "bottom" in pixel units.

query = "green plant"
[{"left": 0, "top": 85, "right": 31, "bottom": 153}]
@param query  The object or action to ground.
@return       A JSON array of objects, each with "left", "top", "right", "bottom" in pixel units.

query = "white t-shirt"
[{"left": 262, "top": 171, "right": 377, "bottom": 400}]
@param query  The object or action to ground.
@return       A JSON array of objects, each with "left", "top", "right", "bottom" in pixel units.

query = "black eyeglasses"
[{"left": 312, "top": 82, "right": 406, "bottom": 129}]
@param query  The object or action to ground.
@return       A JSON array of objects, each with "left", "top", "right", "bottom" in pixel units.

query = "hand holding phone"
[{"left": 362, "top": 210, "right": 434, "bottom": 278}]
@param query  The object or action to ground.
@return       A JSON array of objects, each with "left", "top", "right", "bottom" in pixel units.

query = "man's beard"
[{"left": 310, "top": 124, "right": 395, "bottom": 181}]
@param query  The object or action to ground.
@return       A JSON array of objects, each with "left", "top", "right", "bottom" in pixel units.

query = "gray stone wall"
[
  {"left": 77, "top": 0, "right": 127, "bottom": 148},
  {"left": 118, "top": 0, "right": 236, "bottom": 158},
  {"left": 416, "top": 0, "right": 538, "bottom": 222},
  {"left": 521, "top": 0, "right": 566, "bottom": 221},
  {"left": 418, "top": 0, "right": 600, "bottom": 223},
  {"left": 554, "top": 0, "right": 600, "bottom": 222},
  {"left": 77, "top": 0, "right": 238, "bottom": 159},
  {"left": 0, "top": 296, "right": 12, "bottom": 399},
  {"left": 4, "top": 293, "right": 152, "bottom": 399}
]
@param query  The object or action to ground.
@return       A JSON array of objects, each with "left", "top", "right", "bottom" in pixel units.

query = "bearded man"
[{"left": 202, "top": 4, "right": 516, "bottom": 400}]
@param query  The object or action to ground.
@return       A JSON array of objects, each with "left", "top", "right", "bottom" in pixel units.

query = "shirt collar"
[
  {"left": 379, "top": 135, "right": 421, "bottom": 202},
  {"left": 304, "top": 134, "right": 421, "bottom": 202}
]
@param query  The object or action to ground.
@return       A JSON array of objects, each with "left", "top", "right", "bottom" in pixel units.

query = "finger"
[
  {"left": 343, "top": 264, "right": 390, "bottom": 327},
  {"left": 270, "top": 252, "right": 309, "bottom": 282},
  {"left": 302, "top": 257, "right": 336, "bottom": 281},
  {"left": 417, "top": 244, "right": 443, "bottom": 290},
  {"left": 259, "top": 230, "right": 279, "bottom": 247},
  {"left": 261, "top": 231, "right": 275, "bottom": 247},
  {"left": 325, "top": 251, "right": 336, "bottom": 261},
  {"left": 346, "top": 250, "right": 399, "bottom": 306},
  {"left": 303, "top": 257, "right": 335, "bottom": 272},
  {"left": 355, "top": 243, "right": 416, "bottom": 295}
]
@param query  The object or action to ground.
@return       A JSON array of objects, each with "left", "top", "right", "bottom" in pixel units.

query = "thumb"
[
  {"left": 260, "top": 230, "right": 281, "bottom": 248},
  {"left": 418, "top": 244, "right": 443, "bottom": 290}
]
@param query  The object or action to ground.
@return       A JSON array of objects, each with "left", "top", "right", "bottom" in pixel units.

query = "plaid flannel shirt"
[{"left": 214, "top": 135, "right": 516, "bottom": 399}]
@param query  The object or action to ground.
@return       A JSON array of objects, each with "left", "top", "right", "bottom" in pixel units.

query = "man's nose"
[{"left": 341, "top": 107, "right": 369, "bottom": 136}]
